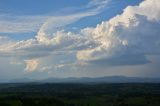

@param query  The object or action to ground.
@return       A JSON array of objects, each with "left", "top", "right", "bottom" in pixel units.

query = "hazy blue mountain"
[
  {"left": 9, "top": 76, "right": 160, "bottom": 83},
  {"left": 10, "top": 78, "right": 35, "bottom": 83}
]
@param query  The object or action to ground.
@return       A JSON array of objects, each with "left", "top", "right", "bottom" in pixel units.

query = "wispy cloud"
[
  {"left": 0, "top": 15, "right": 46, "bottom": 33},
  {"left": 0, "top": 0, "right": 111, "bottom": 34}
]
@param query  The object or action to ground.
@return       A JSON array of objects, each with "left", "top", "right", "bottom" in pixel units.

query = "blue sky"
[{"left": 0, "top": 0, "right": 160, "bottom": 81}]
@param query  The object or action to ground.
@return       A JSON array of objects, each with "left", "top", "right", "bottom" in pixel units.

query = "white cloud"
[
  {"left": 77, "top": 0, "right": 160, "bottom": 61},
  {"left": 0, "top": 0, "right": 110, "bottom": 34},
  {"left": 0, "top": 15, "right": 46, "bottom": 33},
  {"left": 87, "top": 0, "right": 111, "bottom": 9},
  {"left": 0, "top": 0, "right": 160, "bottom": 74},
  {"left": 36, "top": 12, "right": 97, "bottom": 44},
  {"left": 24, "top": 59, "right": 39, "bottom": 72}
]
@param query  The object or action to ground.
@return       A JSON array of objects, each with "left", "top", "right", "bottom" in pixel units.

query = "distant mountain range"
[{"left": 9, "top": 76, "right": 160, "bottom": 83}]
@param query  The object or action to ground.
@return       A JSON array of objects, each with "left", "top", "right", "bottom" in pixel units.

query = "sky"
[{"left": 0, "top": 0, "right": 160, "bottom": 81}]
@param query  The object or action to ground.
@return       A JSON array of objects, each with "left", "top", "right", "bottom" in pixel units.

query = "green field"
[{"left": 0, "top": 83, "right": 160, "bottom": 106}]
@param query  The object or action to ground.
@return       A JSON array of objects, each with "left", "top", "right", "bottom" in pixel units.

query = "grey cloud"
[{"left": 88, "top": 55, "right": 150, "bottom": 67}]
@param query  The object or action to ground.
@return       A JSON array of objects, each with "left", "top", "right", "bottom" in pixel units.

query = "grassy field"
[{"left": 0, "top": 83, "right": 160, "bottom": 106}]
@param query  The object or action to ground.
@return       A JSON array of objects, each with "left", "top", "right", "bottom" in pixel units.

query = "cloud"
[
  {"left": 86, "top": 0, "right": 111, "bottom": 9},
  {"left": 0, "top": 0, "right": 160, "bottom": 73},
  {"left": 10, "top": 60, "right": 22, "bottom": 65},
  {"left": 24, "top": 59, "right": 39, "bottom": 72},
  {"left": 36, "top": 0, "right": 111, "bottom": 40},
  {"left": 77, "top": 0, "right": 160, "bottom": 62},
  {"left": 36, "top": 11, "right": 99, "bottom": 43},
  {"left": 0, "top": 0, "right": 110, "bottom": 34},
  {"left": 0, "top": 36, "right": 13, "bottom": 44},
  {"left": 0, "top": 15, "right": 46, "bottom": 33},
  {"left": 88, "top": 54, "right": 150, "bottom": 66}
]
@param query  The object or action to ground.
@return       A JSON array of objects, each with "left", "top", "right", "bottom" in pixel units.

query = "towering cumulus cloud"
[
  {"left": 0, "top": 0, "right": 160, "bottom": 72},
  {"left": 77, "top": 0, "right": 160, "bottom": 62}
]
